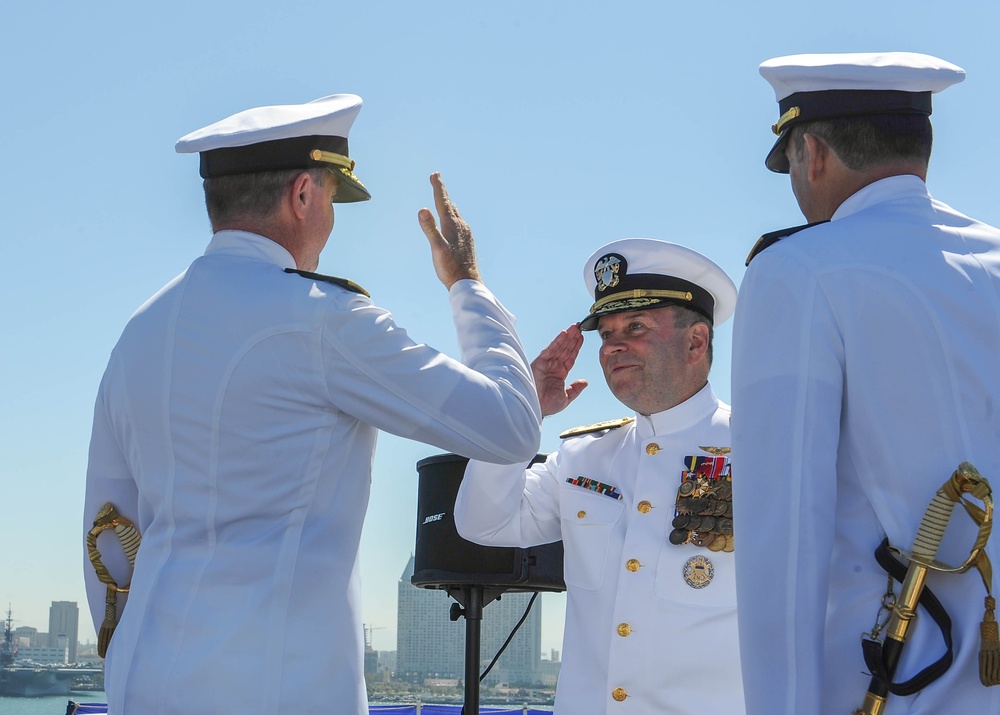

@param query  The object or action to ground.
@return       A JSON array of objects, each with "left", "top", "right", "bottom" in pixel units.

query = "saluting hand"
[
  {"left": 417, "top": 173, "right": 482, "bottom": 289},
  {"left": 532, "top": 324, "right": 589, "bottom": 418}
]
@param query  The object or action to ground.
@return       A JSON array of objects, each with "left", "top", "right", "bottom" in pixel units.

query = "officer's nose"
[{"left": 599, "top": 335, "right": 627, "bottom": 357}]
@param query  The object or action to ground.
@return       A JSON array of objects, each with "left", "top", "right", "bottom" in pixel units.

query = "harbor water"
[
  {"left": 0, "top": 695, "right": 555, "bottom": 715},
  {"left": 0, "top": 692, "right": 105, "bottom": 715}
]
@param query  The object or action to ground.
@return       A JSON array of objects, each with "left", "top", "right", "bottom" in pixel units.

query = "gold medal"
[
  {"left": 695, "top": 531, "right": 719, "bottom": 548},
  {"left": 674, "top": 461, "right": 735, "bottom": 550},
  {"left": 683, "top": 554, "right": 715, "bottom": 588}
]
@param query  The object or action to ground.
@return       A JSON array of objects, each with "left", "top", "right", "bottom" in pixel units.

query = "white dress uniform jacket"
[
  {"left": 455, "top": 384, "right": 744, "bottom": 715},
  {"left": 732, "top": 175, "right": 1000, "bottom": 715},
  {"left": 84, "top": 230, "right": 541, "bottom": 715}
]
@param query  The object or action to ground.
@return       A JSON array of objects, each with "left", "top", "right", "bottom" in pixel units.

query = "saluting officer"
[
  {"left": 83, "top": 94, "right": 542, "bottom": 715},
  {"left": 455, "top": 238, "right": 744, "bottom": 714},
  {"left": 732, "top": 53, "right": 1000, "bottom": 715}
]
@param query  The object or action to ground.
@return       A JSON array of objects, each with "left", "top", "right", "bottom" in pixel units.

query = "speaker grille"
[{"left": 411, "top": 453, "right": 565, "bottom": 592}]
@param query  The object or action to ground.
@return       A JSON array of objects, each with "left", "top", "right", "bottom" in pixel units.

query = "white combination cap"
[
  {"left": 580, "top": 238, "right": 737, "bottom": 331},
  {"left": 759, "top": 52, "right": 965, "bottom": 173},
  {"left": 175, "top": 93, "right": 370, "bottom": 202}
]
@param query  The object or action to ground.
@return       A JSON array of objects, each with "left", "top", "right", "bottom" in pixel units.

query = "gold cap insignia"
[{"left": 594, "top": 254, "right": 624, "bottom": 292}]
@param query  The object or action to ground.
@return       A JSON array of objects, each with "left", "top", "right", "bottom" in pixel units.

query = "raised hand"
[
  {"left": 532, "top": 324, "right": 589, "bottom": 418},
  {"left": 417, "top": 173, "right": 482, "bottom": 289}
]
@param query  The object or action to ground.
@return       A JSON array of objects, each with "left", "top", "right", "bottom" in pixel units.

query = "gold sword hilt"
[
  {"left": 906, "top": 463, "right": 992, "bottom": 573},
  {"left": 88, "top": 502, "right": 142, "bottom": 657},
  {"left": 853, "top": 463, "right": 993, "bottom": 715}
]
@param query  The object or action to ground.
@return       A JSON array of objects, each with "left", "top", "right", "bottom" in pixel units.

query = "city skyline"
[
  {"left": 6, "top": 555, "right": 566, "bottom": 656},
  {"left": 5, "top": 601, "right": 82, "bottom": 663},
  {"left": 396, "top": 555, "right": 547, "bottom": 685},
  {"left": 7, "top": 575, "right": 556, "bottom": 674}
]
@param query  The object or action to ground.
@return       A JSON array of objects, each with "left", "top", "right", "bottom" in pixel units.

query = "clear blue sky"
[{"left": 3, "top": 1, "right": 998, "bottom": 655}]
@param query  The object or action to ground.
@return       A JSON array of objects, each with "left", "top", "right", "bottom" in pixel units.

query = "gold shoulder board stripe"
[
  {"left": 284, "top": 268, "right": 370, "bottom": 297},
  {"left": 560, "top": 417, "right": 635, "bottom": 439}
]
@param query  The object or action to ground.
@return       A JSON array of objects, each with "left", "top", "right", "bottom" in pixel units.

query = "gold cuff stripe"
[
  {"left": 310, "top": 149, "right": 355, "bottom": 171},
  {"left": 591, "top": 289, "right": 693, "bottom": 313},
  {"left": 772, "top": 106, "right": 801, "bottom": 136}
]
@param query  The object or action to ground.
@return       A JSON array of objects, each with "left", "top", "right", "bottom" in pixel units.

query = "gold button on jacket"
[
  {"left": 612, "top": 687, "right": 628, "bottom": 701},
  {"left": 626, "top": 558, "right": 641, "bottom": 572},
  {"left": 637, "top": 500, "right": 652, "bottom": 513},
  {"left": 645, "top": 443, "right": 659, "bottom": 455},
  {"left": 617, "top": 622, "right": 631, "bottom": 637}
]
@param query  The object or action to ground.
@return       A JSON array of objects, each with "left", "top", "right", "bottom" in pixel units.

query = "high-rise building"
[
  {"left": 395, "top": 555, "right": 542, "bottom": 686},
  {"left": 364, "top": 647, "right": 379, "bottom": 676},
  {"left": 48, "top": 601, "right": 79, "bottom": 663},
  {"left": 378, "top": 650, "right": 397, "bottom": 674}
]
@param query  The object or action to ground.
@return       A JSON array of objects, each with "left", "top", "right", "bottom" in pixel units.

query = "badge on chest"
[{"left": 682, "top": 554, "right": 715, "bottom": 589}]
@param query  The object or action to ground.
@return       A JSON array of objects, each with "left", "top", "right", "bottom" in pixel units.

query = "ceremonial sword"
[
  {"left": 853, "top": 462, "right": 993, "bottom": 715},
  {"left": 88, "top": 502, "right": 142, "bottom": 658}
]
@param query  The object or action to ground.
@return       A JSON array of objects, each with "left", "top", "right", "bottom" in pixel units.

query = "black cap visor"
[
  {"left": 764, "top": 89, "right": 933, "bottom": 174},
  {"left": 199, "top": 134, "right": 371, "bottom": 202}
]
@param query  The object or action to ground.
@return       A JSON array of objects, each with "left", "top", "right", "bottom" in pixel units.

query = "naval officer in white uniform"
[
  {"left": 454, "top": 239, "right": 745, "bottom": 714},
  {"left": 732, "top": 53, "right": 1000, "bottom": 715},
  {"left": 83, "top": 94, "right": 542, "bottom": 715}
]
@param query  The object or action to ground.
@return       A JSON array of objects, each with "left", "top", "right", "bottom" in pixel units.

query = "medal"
[
  {"left": 683, "top": 554, "right": 715, "bottom": 588},
  {"left": 671, "top": 453, "right": 735, "bottom": 552}
]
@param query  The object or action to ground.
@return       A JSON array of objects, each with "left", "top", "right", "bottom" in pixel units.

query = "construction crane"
[{"left": 363, "top": 623, "right": 385, "bottom": 651}]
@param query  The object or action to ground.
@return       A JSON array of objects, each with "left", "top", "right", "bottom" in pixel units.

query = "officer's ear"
[
  {"left": 802, "top": 132, "right": 831, "bottom": 182},
  {"left": 686, "top": 321, "right": 710, "bottom": 365},
  {"left": 287, "top": 171, "right": 314, "bottom": 220}
]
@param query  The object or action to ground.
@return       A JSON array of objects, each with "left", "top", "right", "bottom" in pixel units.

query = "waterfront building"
[
  {"left": 47, "top": 601, "right": 79, "bottom": 663},
  {"left": 378, "top": 650, "right": 397, "bottom": 674},
  {"left": 395, "top": 555, "right": 542, "bottom": 686},
  {"left": 16, "top": 644, "right": 69, "bottom": 665},
  {"left": 13, "top": 625, "right": 39, "bottom": 648},
  {"left": 364, "top": 647, "right": 379, "bottom": 676},
  {"left": 537, "top": 652, "right": 561, "bottom": 687}
]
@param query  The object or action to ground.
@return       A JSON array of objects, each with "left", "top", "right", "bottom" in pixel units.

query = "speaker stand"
[{"left": 446, "top": 585, "right": 508, "bottom": 715}]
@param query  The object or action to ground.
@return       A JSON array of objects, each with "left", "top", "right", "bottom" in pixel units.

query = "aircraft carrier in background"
[{"left": 1, "top": 609, "right": 91, "bottom": 696}]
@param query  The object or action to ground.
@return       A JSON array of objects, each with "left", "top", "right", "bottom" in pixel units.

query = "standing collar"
[
  {"left": 205, "top": 230, "right": 297, "bottom": 269},
  {"left": 832, "top": 174, "right": 930, "bottom": 222},
  {"left": 634, "top": 382, "right": 719, "bottom": 438}
]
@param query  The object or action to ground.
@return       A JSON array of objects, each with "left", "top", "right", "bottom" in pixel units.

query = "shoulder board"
[
  {"left": 284, "top": 268, "right": 370, "bottom": 297},
  {"left": 560, "top": 417, "right": 635, "bottom": 439},
  {"left": 745, "top": 220, "right": 830, "bottom": 266}
]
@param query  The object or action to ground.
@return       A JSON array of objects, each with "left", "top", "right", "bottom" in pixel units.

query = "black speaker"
[{"left": 411, "top": 453, "right": 565, "bottom": 593}]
